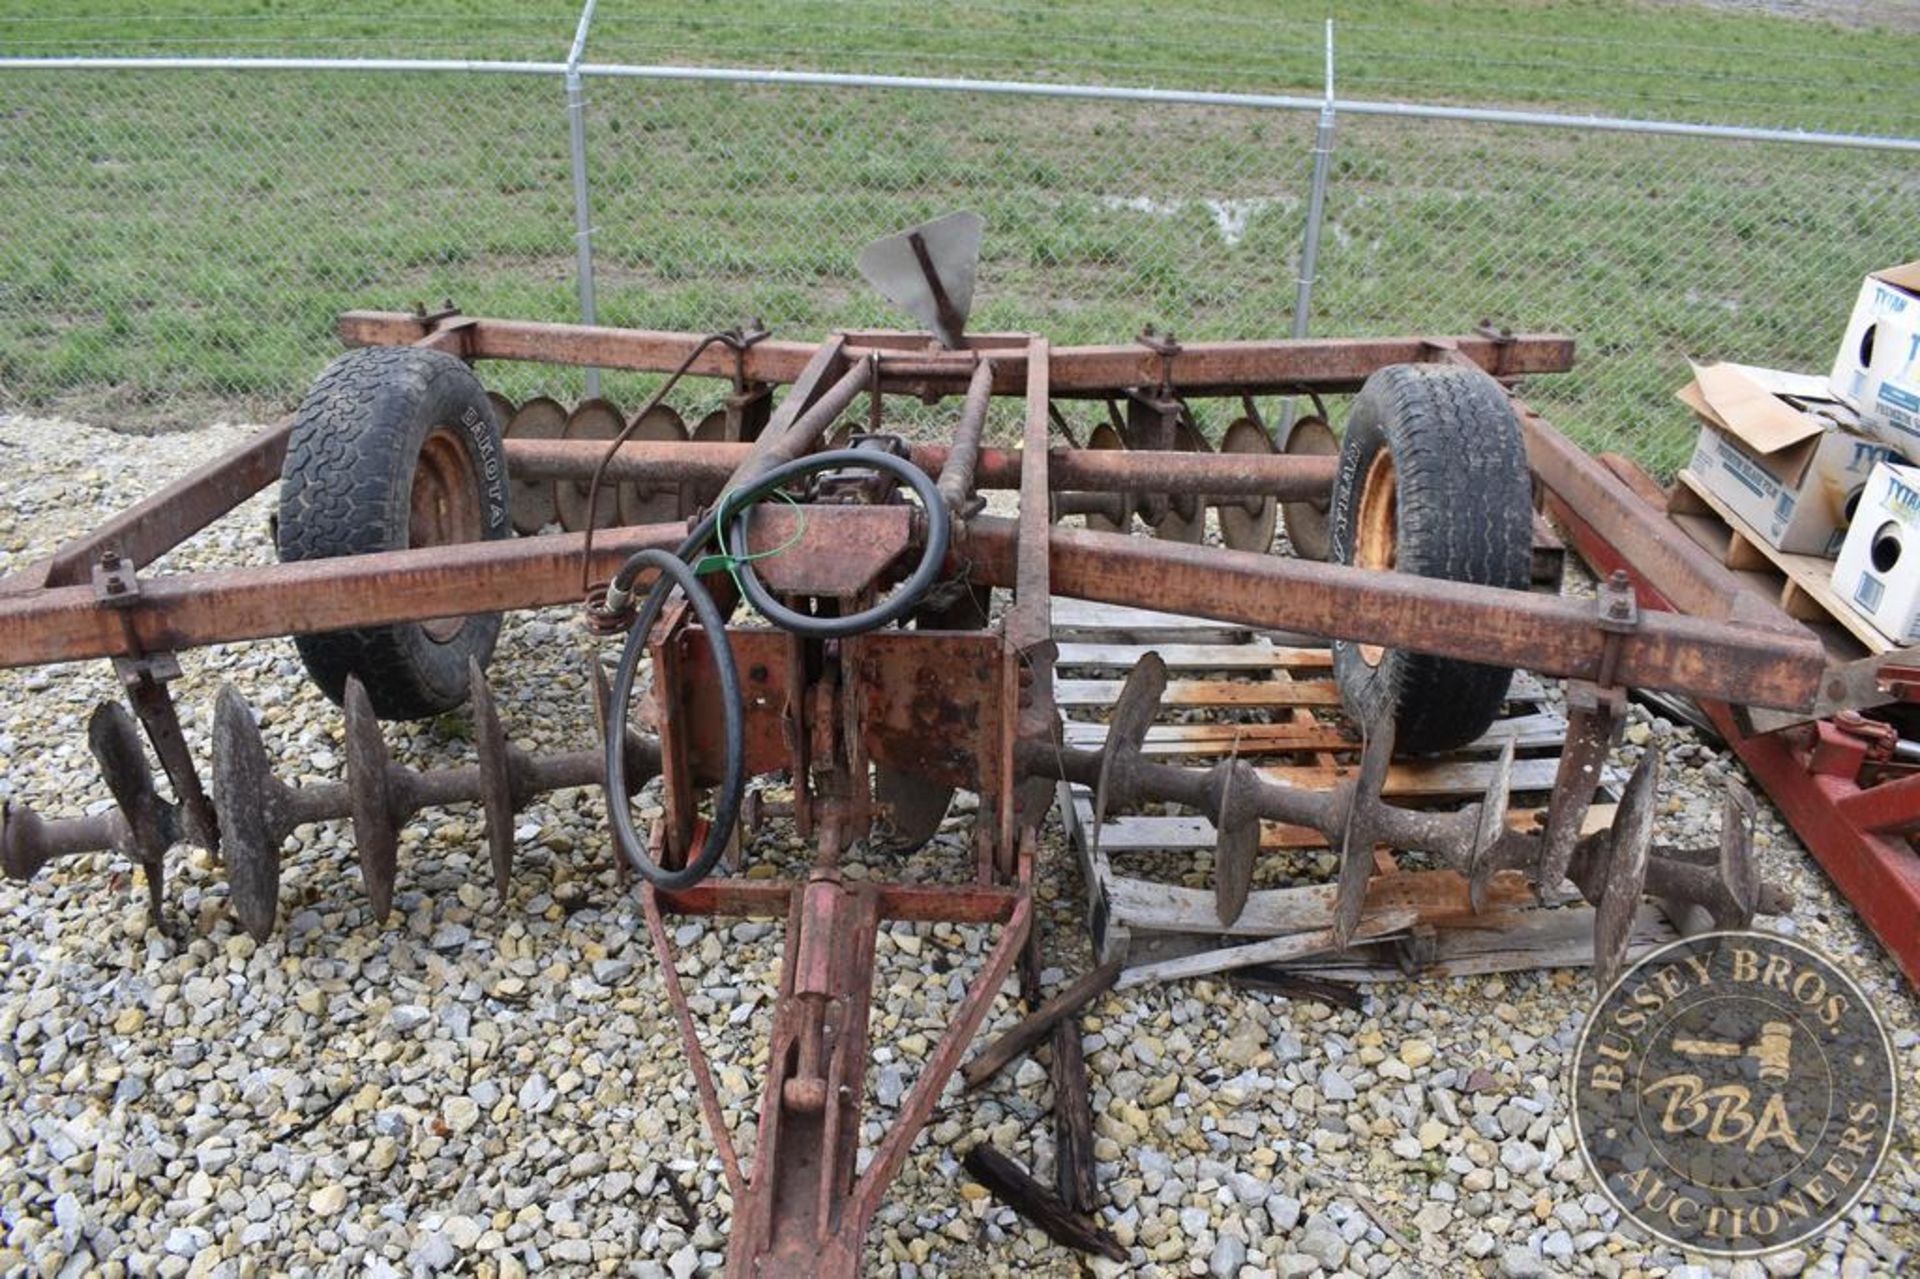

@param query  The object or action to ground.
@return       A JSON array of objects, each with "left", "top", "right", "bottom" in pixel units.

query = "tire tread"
[
  {"left": 1330, "top": 364, "right": 1532, "bottom": 754},
  {"left": 277, "top": 346, "right": 507, "bottom": 720}
]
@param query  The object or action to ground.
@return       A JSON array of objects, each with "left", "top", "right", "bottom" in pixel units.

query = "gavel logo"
[
  {"left": 1673, "top": 1020, "right": 1795, "bottom": 1083},
  {"left": 1644, "top": 1020, "right": 1805, "bottom": 1155}
]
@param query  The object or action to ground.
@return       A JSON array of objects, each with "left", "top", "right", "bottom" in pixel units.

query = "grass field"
[{"left": 1, "top": 2, "right": 1917, "bottom": 470}]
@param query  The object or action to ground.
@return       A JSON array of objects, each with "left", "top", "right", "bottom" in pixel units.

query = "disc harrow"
[
  {"left": 1028, "top": 651, "right": 1781, "bottom": 988},
  {"left": 3, "top": 658, "right": 661, "bottom": 942},
  {"left": 0, "top": 215, "right": 1855, "bottom": 1275}
]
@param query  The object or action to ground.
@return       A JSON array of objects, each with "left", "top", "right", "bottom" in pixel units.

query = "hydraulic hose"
[
  {"left": 601, "top": 448, "right": 952, "bottom": 887},
  {"left": 721, "top": 449, "right": 951, "bottom": 639},
  {"left": 604, "top": 549, "right": 744, "bottom": 891}
]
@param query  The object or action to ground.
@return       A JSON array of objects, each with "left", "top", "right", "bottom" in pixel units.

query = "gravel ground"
[{"left": 0, "top": 411, "right": 1916, "bottom": 1279}]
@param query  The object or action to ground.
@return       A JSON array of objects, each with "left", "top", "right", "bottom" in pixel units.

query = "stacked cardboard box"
[
  {"left": 1675, "top": 261, "right": 1920, "bottom": 647},
  {"left": 1678, "top": 362, "right": 1894, "bottom": 559},
  {"left": 1829, "top": 263, "right": 1920, "bottom": 646},
  {"left": 1829, "top": 262, "right": 1920, "bottom": 448}
]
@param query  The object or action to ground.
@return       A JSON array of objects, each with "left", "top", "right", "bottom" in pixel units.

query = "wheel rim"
[
  {"left": 410, "top": 426, "right": 485, "bottom": 643},
  {"left": 1353, "top": 447, "right": 1397, "bottom": 667}
]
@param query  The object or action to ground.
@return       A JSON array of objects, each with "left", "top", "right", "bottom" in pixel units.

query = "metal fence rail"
[{"left": 0, "top": 47, "right": 1914, "bottom": 472}]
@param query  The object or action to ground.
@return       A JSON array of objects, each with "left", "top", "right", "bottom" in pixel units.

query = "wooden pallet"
[
  {"left": 1670, "top": 470, "right": 1889, "bottom": 657},
  {"left": 1050, "top": 600, "right": 1666, "bottom": 983}
]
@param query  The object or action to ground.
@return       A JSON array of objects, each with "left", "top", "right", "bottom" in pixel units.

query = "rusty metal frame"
[
  {"left": 1546, "top": 470, "right": 1920, "bottom": 992},
  {"left": 0, "top": 311, "right": 1865, "bottom": 1273}
]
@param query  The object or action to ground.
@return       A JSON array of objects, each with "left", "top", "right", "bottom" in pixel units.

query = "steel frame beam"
[
  {"left": 1547, "top": 487, "right": 1920, "bottom": 991},
  {"left": 0, "top": 506, "right": 1828, "bottom": 711},
  {"left": 504, "top": 437, "right": 1341, "bottom": 500},
  {"left": 336, "top": 310, "right": 1575, "bottom": 397}
]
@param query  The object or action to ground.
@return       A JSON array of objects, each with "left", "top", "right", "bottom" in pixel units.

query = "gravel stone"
[
  {"left": 1500, "top": 1245, "right": 1548, "bottom": 1278},
  {"left": 1298, "top": 1214, "right": 1347, "bottom": 1269},
  {"left": 1209, "top": 1233, "right": 1246, "bottom": 1278}
]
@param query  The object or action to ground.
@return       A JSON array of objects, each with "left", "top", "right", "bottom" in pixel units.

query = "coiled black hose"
[
  {"left": 603, "top": 448, "right": 953, "bottom": 888},
  {"left": 604, "top": 549, "right": 744, "bottom": 891},
  {"left": 723, "top": 449, "right": 950, "bottom": 639}
]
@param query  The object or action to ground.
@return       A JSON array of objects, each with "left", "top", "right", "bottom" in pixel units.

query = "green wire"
[{"left": 690, "top": 485, "right": 808, "bottom": 592}]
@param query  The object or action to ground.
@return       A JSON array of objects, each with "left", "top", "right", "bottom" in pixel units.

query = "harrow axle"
[
  {"left": 212, "top": 662, "right": 662, "bottom": 940},
  {"left": 4, "top": 661, "right": 661, "bottom": 942},
  {"left": 1017, "top": 652, "right": 1785, "bottom": 984}
]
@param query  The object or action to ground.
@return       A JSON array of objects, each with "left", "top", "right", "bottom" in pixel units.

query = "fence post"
[
  {"left": 1291, "top": 20, "right": 1337, "bottom": 344},
  {"left": 1277, "top": 22, "right": 1337, "bottom": 435},
  {"left": 565, "top": 1, "right": 601, "bottom": 399}
]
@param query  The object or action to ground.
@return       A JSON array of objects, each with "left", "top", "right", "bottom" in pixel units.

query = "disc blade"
[
  {"left": 503, "top": 396, "right": 567, "bottom": 534},
  {"left": 1716, "top": 777, "right": 1759, "bottom": 928},
  {"left": 1467, "top": 740, "right": 1516, "bottom": 913},
  {"left": 1280, "top": 414, "right": 1338, "bottom": 561},
  {"left": 874, "top": 768, "right": 954, "bottom": 853},
  {"left": 1092, "top": 653, "right": 1169, "bottom": 854},
  {"left": 343, "top": 676, "right": 399, "bottom": 922},
  {"left": 485, "top": 391, "right": 517, "bottom": 435},
  {"left": 1218, "top": 416, "right": 1279, "bottom": 553},
  {"left": 1213, "top": 759, "right": 1261, "bottom": 926},
  {"left": 1593, "top": 750, "right": 1659, "bottom": 992},
  {"left": 1082, "top": 422, "right": 1130, "bottom": 533},
  {"left": 1333, "top": 715, "right": 1395, "bottom": 947},
  {"left": 625, "top": 403, "right": 691, "bottom": 525},
  {"left": 555, "top": 398, "right": 627, "bottom": 531},
  {"left": 212, "top": 686, "right": 280, "bottom": 942},
  {"left": 1150, "top": 417, "right": 1209, "bottom": 544},
  {"left": 469, "top": 657, "right": 516, "bottom": 901}
]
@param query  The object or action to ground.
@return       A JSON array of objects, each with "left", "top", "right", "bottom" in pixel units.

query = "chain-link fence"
[
  {"left": 1, "top": 55, "right": 1915, "bottom": 473},
  {"left": 1310, "top": 114, "right": 1917, "bottom": 473}
]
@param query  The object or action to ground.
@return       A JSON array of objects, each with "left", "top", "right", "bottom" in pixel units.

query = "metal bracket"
[
  {"left": 726, "top": 318, "right": 770, "bottom": 391},
  {"left": 92, "top": 549, "right": 140, "bottom": 608},
  {"left": 1532, "top": 680, "right": 1626, "bottom": 903},
  {"left": 1473, "top": 319, "right": 1517, "bottom": 377},
  {"left": 1594, "top": 569, "right": 1639, "bottom": 688},
  {"left": 411, "top": 297, "right": 461, "bottom": 325},
  {"left": 1136, "top": 327, "right": 1182, "bottom": 397},
  {"left": 112, "top": 651, "right": 220, "bottom": 854}
]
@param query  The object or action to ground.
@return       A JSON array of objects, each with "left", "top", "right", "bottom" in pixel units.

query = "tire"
[
  {"left": 277, "top": 346, "right": 511, "bottom": 720},
  {"left": 1329, "top": 364, "right": 1532, "bottom": 755}
]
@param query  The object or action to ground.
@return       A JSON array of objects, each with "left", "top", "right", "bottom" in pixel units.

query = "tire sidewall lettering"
[{"left": 454, "top": 401, "right": 510, "bottom": 535}]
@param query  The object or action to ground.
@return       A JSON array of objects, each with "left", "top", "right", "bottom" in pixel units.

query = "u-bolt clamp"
[
  {"left": 1594, "top": 569, "right": 1639, "bottom": 690},
  {"left": 725, "top": 320, "right": 770, "bottom": 394},
  {"left": 1136, "top": 326, "right": 1182, "bottom": 399}
]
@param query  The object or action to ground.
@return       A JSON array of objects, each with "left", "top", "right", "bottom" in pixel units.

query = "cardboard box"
[
  {"left": 1678, "top": 361, "right": 1897, "bottom": 557},
  {"left": 1831, "top": 459, "right": 1920, "bottom": 645},
  {"left": 1829, "top": 261, "right": 1920, "bottom": 450}
]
